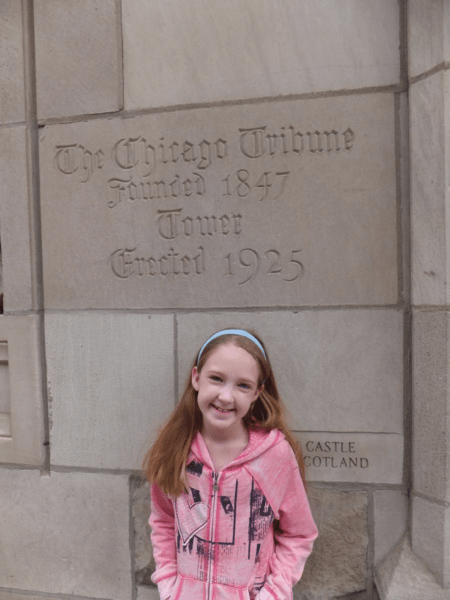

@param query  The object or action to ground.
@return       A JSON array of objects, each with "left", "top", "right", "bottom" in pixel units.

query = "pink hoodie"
[{"left": 150, "top": 428, "right": 318, "bottom": 600}]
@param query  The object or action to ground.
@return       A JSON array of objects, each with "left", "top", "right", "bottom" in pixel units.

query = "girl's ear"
[{"left": 192, "top": 366, "right": 200, "bottom": 391}]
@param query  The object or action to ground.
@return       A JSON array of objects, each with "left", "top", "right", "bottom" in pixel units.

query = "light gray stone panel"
[
  {"left": 0, "top": 126, "right": 34, "bottom": 311},
  {"left": 0, "top": 468, "right": 131, "bottom": 599},
  {"left": 0, "top": 316, "right": 45, "bottom": 466},
  {"left": 298, "top": 432, "right": 403, "bottom": 484},
  {"left": 412, "top": 310, "right": 450, "bottom": 501},
  {"left": 410, "top": 71, "right": 450, "bottom": 306},
  {"left": 45, "top": 313, "right": 174, "bottom": 469},
  {"left": 34, "top": 0, "right": 121, "bottom": 120},
  {"left": 408, "top": 0, "right": 450, "bottom": 78},
  {"left": 375, "top": 536, "right": 448, "bottom": 600},
  {"left": 0, "top": 1, "right": 25, "bottom": 124},
  {"left": 373, "top": 490, "right": 408, "bottom": 565},
  {"left": 122, "top": 0, "right": 400, "bottom": 110},
  {"left": 177, "top": 310, "right": 404, "bottom": 434},
  {"left": 412, "top": 496, "right": 450, "bottom": 587},
  {"left": 297, "top": 487, "right": 368, "bottom": 600},
  {"left": 39, "top": 94, "right": 398, "bottom": 309}
]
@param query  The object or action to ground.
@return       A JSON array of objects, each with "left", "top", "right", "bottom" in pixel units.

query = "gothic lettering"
[
  {"left": 107, "top": 173, "right": 206, "bottom": 208},
  {"left": 238, "top": 126, "right": 354, "bottom": 159},
  {"left": 54, "top": 144, "right": 104, "bottom": 182},
  {"left": 113, "top": 136, "right": 227, "bottom": 175},
  {"left": 156, "top": 209, "right": 243, "bottom": 240},
  {"left": 109, "top": 246, "right": 205, "bottom": 279}
]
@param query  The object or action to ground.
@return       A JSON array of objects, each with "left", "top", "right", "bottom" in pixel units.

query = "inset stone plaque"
[
  {"left": 39, "top": 94, "right": 397, "bottom": 309},
  {"left": 296, "top": 432, "right": 403, "bottom": 484}
]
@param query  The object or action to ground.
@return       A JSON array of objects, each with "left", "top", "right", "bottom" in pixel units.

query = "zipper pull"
[{"left": 212, "top": 472, "right": 219, "bottom": 491}]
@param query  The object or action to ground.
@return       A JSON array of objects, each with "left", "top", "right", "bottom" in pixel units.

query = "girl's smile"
[{"left": 192, "top": 343, "right": 261, "bottom": 440}]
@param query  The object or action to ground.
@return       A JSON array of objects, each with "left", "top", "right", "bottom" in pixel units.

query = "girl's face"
[{"left": 192, "top": 342, "right": 261, "bottom": 440}]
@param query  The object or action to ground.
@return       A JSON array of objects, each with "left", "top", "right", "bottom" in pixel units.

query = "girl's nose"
[{"left": 218, "top": 383, "right": 233, "bottom": 401}]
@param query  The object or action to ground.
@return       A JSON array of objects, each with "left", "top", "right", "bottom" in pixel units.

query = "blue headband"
[{"left": 197, "top": 329, "right": 267, "bottom": 363}]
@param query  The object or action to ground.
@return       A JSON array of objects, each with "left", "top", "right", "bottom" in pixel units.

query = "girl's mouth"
[{"left": 212, "top": 404, "right": 234, "bottom": 413}]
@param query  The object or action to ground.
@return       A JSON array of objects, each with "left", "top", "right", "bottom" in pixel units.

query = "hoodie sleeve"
[
  {"left": 256, "top": 453, "right": 318, "bottom": 600},
  {"left": 149, "top": 482, "right": 178, "bottom": 600}
]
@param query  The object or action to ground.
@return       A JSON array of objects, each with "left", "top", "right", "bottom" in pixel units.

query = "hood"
[{"left": 190, "top": 428, "right": 285, "bottom": 472}]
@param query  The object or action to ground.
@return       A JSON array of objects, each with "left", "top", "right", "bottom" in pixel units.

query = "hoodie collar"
[{"left": 191, "top": 428, "right": 284, "bottom": 471}]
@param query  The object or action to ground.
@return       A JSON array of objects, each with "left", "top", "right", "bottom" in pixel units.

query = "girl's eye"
[
  {"left": 238, "top": 383, "right": 251, "bottom": 390},
  {"left": 210, "top": 375, "right": 222, "bottom": 382}
]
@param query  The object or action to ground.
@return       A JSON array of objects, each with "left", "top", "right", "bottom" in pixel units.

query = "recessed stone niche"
[{"left": 0, "top": 316, "right": 45, "bottom": 466}]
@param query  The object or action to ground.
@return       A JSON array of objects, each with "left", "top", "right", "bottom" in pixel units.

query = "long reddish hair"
[{"left": 143, "top": 331, "right": 307, "bottom": 496}]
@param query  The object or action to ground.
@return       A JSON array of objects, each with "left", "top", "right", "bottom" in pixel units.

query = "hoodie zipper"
[{"left": 207, "top": 471, "right": 220, "bottom": 600}]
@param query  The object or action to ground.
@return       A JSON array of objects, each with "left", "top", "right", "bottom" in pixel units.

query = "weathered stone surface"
[
  {"left": 296, "top": 487, "right": 368, "bottom": 600},
  {"left": 0, "top": 1, "right": 25, "bottom": 124},
  {"left": 45, "top": 313, "right": 175, "bottom": 469},
  {"left": 0, "top": 316, "right": 45, "bottom": 466},
  {"left": 408, "top": 0, "right": 450, "bottom": 78},
  {"left": 0, "top": 594, "right": 54, "bottom": 600},
  {"left": 137, "top": 586, "right": 160, "bottom": 600},
  {"left": 122, "top": 0, "right": 400, "bottom": 110},
  {"left": 39, "top": 94, "right": 397, "bottom": 309},
  {"left": 177, "top": 310, "right": 403, "bottom": 434},
  {"left": 375, "top": 536, "right": 448, "bottom": 600},
  {"left": 374, "top": 490, "right": 408, "bottom": 565},
  {"left": 298, "top": 432, "right": 403, "bottom": 484},
  {"left": 132, "top": 477, "right": 155, "bottom": 585},
  {"left": 0, "top": 126, "right": 34, "bottom": 311},
  {"left": 34, "top": 0, "right": 121, "bottom": 120},
  {"left": 412, "top": 310, "right": 450, "bottom": 501},
  {"left": 412, "top": 496, "right": 450, "bottom": 587},
  {"left": 0, "top": 468, "right": 131, "bottom": 599},
  {"left": 332, "top": 592, "right": 379, "bottom": 600},
  {"left": 410, "top": 71, "right": 450, "bottom": 306}
]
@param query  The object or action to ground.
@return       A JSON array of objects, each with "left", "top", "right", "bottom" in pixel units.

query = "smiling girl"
[{"left": 143, "top": 329, "right": 317, "bottom": 600}]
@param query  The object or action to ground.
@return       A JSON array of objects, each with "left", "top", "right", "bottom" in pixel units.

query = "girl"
[{"left": 143, "top": 329, "right": 317, "bottom": 600}]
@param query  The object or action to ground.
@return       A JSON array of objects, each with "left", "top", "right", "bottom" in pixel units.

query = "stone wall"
[{"left": 0, "top": 1, "right": 445, "bottom": 599}]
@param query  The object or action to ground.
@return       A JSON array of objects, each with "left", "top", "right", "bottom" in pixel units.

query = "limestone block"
[
  {"left": 0, "top": 126, "right": 34, "bottom": 311},
  {"left": 34, "top": 0, "right": 121, "bottom": 120},
  {"left": 0, "top": 0, "right": 25, "bottom": 124},
  {"left": 410, "top": 71, "right": 450, "bottom": 306},
  {"left": 412, "top": 310, "right": 450, "bottom": 501},
  {"left": 0, "top": 468, "right": 131, "bottom": 599},
  {"left": 373, "top": 490, "right": 408, "bottom": 565},
  {"left": 137, "top": 587, "right": 160, "bottom": 600},
  {"left": 408, "top": 0, "right": 450, "bottom": 78},
  {"left": 375, "top": 536, "right": 448, "bottom": 600},
  {"left": 45, "top": 313, "right": 174, "bottom": 469},
  {"left": 297, "top": 487, "right": 368, "bottom": 600},
  {"left": 122, "top": 0, "right": 400, "bottom": 110},
  {"left": 177, "top": 310, "right": 404, "bottom": 434},
  {"left": 0, "top": 316, "right": 45, "bottom": 466},
  {"left": 39, "top": 94, "right": 398, "bottom": 309},
  {"left": 132, "top": 477, "right": 155, "bottom": 585},
  {"left": 298, "top": 432, "right": 403, "bottom": 484},
  {"left": 412, "top": 496, "right": 450, "bottom": 587}
]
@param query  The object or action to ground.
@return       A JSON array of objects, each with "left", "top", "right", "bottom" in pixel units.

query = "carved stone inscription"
[
  {"left": 39, "top": 95, "right": 397, "bottom": 308},
  {"left": 296, "top": 432, "right": 403, "bottom": 484}
]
